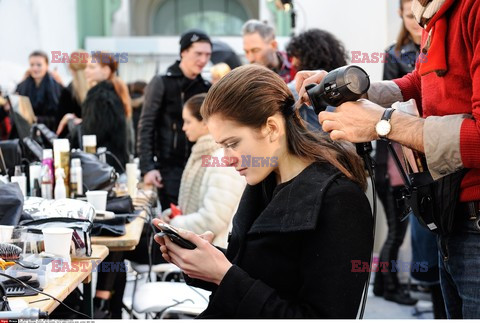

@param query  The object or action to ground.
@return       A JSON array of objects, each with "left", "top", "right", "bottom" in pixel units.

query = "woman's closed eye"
[{"left": 225, "top": 141, "right": 239, "bottom": 149}]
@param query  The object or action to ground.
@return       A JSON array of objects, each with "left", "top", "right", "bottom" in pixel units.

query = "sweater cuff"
[
  {"left": 367, "top": 81, "right": 403, "bottom": 108},
  {"left": 424, "top": 115, "right": 468, "bottom": 180},
  {"left": 393, "top": 77, "right": 421, "bottom": 107},
  {"left": 210, "top": 265, "right": 271, "bottom": 317},
  {"left": 460, "top": 117, "right": 480, "bottom": 169}
]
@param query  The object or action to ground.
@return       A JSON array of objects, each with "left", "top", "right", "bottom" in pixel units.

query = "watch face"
[{"left": 376, "top": 120, "right": 391, "bottom": 136}]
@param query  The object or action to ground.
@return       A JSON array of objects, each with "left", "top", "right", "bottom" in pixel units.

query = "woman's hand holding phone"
[{"left": 152, "top": 218, "right": 231, "bottom": 285}]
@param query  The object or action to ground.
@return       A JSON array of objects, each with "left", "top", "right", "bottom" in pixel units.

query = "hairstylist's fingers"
[
  {"left": 318, "top": 111, "right": 337, "bottom": 125},
  {"left": 296, "top": 70, "right": 328, "bottom": 103},
  {"left": 329, "top": 129, "right": 347, "bottom": 141}
]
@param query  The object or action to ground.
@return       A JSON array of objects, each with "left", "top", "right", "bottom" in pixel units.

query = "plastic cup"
[
  {"left": 42, "top": 227, "right": 73, "bottom": 259},
  {"left": 86, "top": 190, "right": 108, "bottom": 211},
  {"left": 0, "top": 225, "right": 14, "bottom": 243}
]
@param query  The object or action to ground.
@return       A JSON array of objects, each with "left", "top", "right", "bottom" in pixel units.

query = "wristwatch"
[{"left": 375, "top": 108, "right": 396, "bottom": 140}]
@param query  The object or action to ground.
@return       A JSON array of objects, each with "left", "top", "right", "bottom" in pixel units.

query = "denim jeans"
[{"left": 438, "top": 218, "right": 480, "bottom": 319}]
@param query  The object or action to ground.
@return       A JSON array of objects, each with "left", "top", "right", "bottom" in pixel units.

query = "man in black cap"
[{"left": 137, "top": 29, "right": 212, "bottom": 210}]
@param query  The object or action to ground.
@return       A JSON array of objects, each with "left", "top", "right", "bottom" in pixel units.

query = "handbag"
[
  {"left": 70, "top": 149, "right": 117, "bottom": 192},
  {"left": 30, "top": 123, "right": 57, "bottom": 149},
  {"left": 0, "top": 183, "right": 25, "bottom": 225},
  {"left": 386, "top": 141, "right": 467, "bottom": 236}
]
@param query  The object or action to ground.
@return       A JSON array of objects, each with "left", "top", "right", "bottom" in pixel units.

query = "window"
[{"left": 152, "top": 0, "right": 250, "bottom": 36}]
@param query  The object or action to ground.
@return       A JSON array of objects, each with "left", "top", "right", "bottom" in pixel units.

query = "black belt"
[
  {"left": 461, "top": 201, "right": 480, "bottom": 226},
  {"left": 463, "top": 201, "right": 480, "bottom": 220}
]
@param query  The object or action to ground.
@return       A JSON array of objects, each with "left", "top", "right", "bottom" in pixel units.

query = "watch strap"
[{"left": 382, "top": 107, "right": 396, "bottom": 122}]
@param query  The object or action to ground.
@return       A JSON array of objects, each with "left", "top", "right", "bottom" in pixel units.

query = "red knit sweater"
[{"left": 394, "top": 0, "right": 480, "bottom": 202}]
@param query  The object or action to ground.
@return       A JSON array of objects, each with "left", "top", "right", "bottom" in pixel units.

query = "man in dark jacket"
[{"left": 137, "top": 29, "right": 211, "bottom": 209}]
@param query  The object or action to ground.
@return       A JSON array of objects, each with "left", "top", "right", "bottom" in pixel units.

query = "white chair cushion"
[{"left": 132, "top": 282, "right": 210, "bottom": 314}]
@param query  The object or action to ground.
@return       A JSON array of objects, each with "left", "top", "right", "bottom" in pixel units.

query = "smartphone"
[{"left": 156, "top": 223, "right": 196, "bottom": 250}]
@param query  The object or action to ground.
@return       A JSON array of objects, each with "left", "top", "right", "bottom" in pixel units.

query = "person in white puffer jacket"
[{"left": 162, "top": 93, "right": 245, "bottom": 247}]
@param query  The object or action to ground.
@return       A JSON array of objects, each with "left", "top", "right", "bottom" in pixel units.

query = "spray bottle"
[
  {"left": 54, "top": 168, "right": 66, "bottom": 199},
  {"left": 40, "top": 164, "right": 53, "bottom": 199}
]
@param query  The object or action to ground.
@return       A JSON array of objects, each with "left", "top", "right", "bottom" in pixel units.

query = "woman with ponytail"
[
  {"left": 56, "top": 50, "right": 89, "bottom": 137},
  {"left": 153, "top": 64, "right": 373, "bottom": 318}
]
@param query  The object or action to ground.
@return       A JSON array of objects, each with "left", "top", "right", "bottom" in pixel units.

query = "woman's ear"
[{"left": 265, "top": 115, "right": 281, "bottom": 143}]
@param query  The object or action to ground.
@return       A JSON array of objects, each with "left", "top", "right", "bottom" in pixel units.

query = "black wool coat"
[
  {"left": 187, "top": 162, "right": 374, "bottom": 319},
  {"left": 70, "top": 81, "right": 129, "bottom": 172}
]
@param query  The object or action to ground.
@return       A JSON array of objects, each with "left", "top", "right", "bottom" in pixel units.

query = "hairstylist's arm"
[
  {"left": 152, "top": 218, "right": 229, "bottom": 285},
  {"left": 295, "top": 70, "right": 425, "bottom": 153}
]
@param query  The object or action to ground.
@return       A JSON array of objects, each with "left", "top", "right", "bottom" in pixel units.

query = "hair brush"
[{"left": 0, "top": 243, "right": 39, "bottom": 270}]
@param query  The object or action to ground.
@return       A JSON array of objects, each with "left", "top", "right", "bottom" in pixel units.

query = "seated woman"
[
  {"left": 64, "top": 52, "right": 133, "bottom": 172},
  {"left": 92, "top": 93, "right": 244, "bottom": 319},
  {"left": 154, "top": 64, "right": 374, "bottom": 319},
  {"left": 162, "top": 93, "right": 245, "bottom": 247},
  {"left": 16, "top": 50, "right": 63, "bottom": 131}
]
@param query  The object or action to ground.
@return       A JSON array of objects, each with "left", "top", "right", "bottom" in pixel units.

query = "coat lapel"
[{"left": 226, "top": 163, "right": 343, "bottom": 265}]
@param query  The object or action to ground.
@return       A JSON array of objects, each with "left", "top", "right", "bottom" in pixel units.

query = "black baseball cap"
[{"left": 179, "top": 29, "right": 212, "bottom": 53}]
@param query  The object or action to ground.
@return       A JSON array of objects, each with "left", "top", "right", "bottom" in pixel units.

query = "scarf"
[
  {"left": 411, "top": 0, "right": 456, "bottom": 76},
  {"left": 177, "top": 134, "right": 220, "bottom": 215},
  {"left": 16, "top": 73, "right": 61, "bottom": 115}
]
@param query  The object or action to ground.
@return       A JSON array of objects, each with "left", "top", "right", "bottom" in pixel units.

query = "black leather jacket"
[
  {"left": 383, "top": 41, "right": 420, "bottom": 80},
  {"left": 137, "top": 61, "right": 211, "bottom": 174}
]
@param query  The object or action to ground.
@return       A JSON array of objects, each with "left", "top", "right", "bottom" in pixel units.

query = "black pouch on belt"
[{"left": 405, "top": 168, "right": 468, "bottom": 236}]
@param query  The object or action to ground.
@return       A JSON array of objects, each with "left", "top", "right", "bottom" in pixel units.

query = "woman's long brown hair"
[
  {"left": 69, "top": 50, "right": 88, "bottom": 104},
  {"left": 91, "top": 52, "right": 131, "bottom": 118},
  {"left": 201, "top": 64, "right": 367, "bottom": 190},
  {"left": 395, "top": 0, "right": 414, "bottom": 52}
]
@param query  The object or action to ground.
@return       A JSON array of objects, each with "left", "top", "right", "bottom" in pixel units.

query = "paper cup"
[
  {"left": 0, "top": 225, "right": 14, "bottom": 243},
  {"left": 42, "top": 227, "right": 73, "bottom": 259},
  {"left": 86, "top": 190, "right": 108, "bottom": 211}
]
